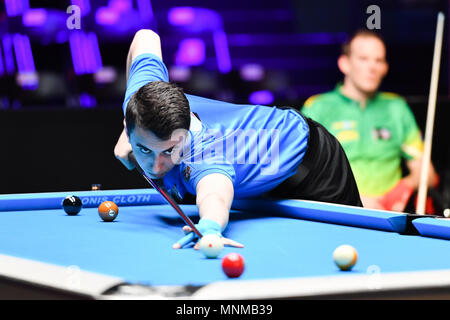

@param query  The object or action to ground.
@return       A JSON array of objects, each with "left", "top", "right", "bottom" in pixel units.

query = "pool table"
[{"left": 1, "top": 188, "right": 450, "bottom": 300}]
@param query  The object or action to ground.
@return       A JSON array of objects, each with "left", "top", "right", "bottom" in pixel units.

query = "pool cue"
[
  {"left": 128, "top": 152, "right": 203, "bottom": 238},
  {"left": 416, "top": 12, "right": 445, "bottom": 215}
]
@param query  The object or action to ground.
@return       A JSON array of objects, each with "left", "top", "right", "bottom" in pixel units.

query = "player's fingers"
[
  {"left": 172, "top": 242, "right": 182, "bottom": 249},
  {"left": 114, "top": 148, "right": 135, "bottom": 170},
  {"left": 176, "top": 232, "right": 196, "bottom": 248},
  {"left": 374, "top": 199, "right": 387, "bottom": 210},
  {"left": 222, "top": 238, "right": 244, "bottom": 248},
  {"left": 182, "top": 226, "right": 192, "bottom": 234},
  {"left": 117, "top": 157, "right": 136, "bottom": 170},
  {"left": 114, "top": 129, "right": 135, "bottom": 170},
  {"left": 392, "top": 202, "right": 405, "bottom": 212}
]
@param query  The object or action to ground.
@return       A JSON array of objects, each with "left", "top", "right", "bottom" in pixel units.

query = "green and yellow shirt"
[{"left": 301, "top": 85, "right": 424, "bottom": 197}]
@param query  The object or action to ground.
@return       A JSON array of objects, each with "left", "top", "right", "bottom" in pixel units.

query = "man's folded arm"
[{"left": 126, "top": 29, "right": 163, "bottom": 81}]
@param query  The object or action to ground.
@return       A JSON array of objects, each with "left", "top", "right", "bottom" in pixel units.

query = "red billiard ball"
[
  {"left": 222, "top": 253, "right": 245, "bottom": 278},
  {"left": 98, "top": 201, "right": 119, "bottom": 222}
]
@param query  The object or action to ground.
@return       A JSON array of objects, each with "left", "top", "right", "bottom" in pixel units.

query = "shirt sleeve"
[
  {"left": 180, "top": 162, "right": 236, "bottom": 195},
  {"left": 122, "top": 53, "right": 170, "bottom": 115},
  {"left": 399, "top": 100, "right": 424, "bottom": 160}
]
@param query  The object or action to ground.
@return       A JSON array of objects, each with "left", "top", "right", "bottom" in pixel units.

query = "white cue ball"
[
  {"left": 198, "top": 234, "right": 224, "bottom": 259},
  {"left": 333, "top": 245, "right": 358, "bottom": 271},
  {"left": 443, "top": 208, "right": 450, "bottom": 218}
]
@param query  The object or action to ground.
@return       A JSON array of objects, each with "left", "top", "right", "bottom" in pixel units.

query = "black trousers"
[{"left": 269, "top": 114, "right": 363, "bottom": 207}]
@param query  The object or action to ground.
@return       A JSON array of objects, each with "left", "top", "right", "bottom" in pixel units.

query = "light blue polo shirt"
[{"left": 123, "top": 53, "right": 309, "bottom": 199}]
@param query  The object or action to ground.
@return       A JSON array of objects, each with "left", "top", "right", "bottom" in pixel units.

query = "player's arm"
[
  {"left": 126, "top": 29, "right": 162, "bottom": 81},
  {"left": 403, "top": 157, "right": 439, "bottom": 190},
  {"left": 379, "top": 158, "right": 439, "bottom": 212},
  {"left": 360, "top": 195, "right": 386, "bottom": 210},
  {"left": 115, "top": 30, "right": 163, "bottom": 170},
  {"left": 172, "top": 173, "right": 244, "bottom": 249},
  {"left": 380, "top": 103, "right": 439, "bottom": 212},
  {"left": 196, "top": 173, "right": 234, "bottom": 228},
  {"left": 379, "top": 100, "right": 440, "bottom": 212}
]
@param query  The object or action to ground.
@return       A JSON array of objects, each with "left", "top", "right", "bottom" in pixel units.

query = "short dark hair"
[
  {"left": 341, "top": 29, "right": 386, "bottom": 56},
  {"left": 125, "top": 81, "right": 191, "bottom": 140}
]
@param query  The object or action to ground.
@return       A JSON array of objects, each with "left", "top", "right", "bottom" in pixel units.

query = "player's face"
[
  {"left": 342, "top": 36, "right": 388, "bottom": 94},
  {"left": 129, "top": 125, "right": 188, "bottom": 179}
]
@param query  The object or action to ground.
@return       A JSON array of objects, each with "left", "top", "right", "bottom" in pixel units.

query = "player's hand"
[
  {"left": 114, "top": 126, "right": 135, "bottom": 170},
  {"left": 172, "top": 218, "right": 244, "bottom": 249},
  {"left": 172, "top": 225, "right": 245, "bottom": 250},
  {"left": 361, "top": 196, "right": 386, "bottom": 210},
  {"left": 379, "top": 179, "right": 414, "bottom": 212}
]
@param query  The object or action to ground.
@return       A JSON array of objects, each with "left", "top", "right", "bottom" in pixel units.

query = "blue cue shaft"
[{"left": 128, "top": 152, "right": 203, "bottom": 238}]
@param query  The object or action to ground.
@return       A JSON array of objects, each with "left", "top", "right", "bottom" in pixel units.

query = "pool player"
[
  {"left": 302, "top": 30, "right": 439, "bottom": 212},
  {"left": 114, "top": 29, "right": 362, "bottom": 250}
]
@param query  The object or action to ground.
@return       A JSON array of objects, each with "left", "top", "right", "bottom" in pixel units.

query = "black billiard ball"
[{"left": 62, "top": 195, "right": 82, "bottom": 215}]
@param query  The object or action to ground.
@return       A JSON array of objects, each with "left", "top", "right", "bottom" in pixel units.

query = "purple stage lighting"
[
  {"left": 249, "top": 90, "right": 274, "bottom": 105},
  {"left": 79, "top": 93, "right": 97, "bottom": 108},
  {"left": 12, "top": 34, "right": 36, "bottom": 73},
  {"left": 69, "top": 32, "right": 103, "bottom": 75},
  {"left": 2, "top": 35, "right": 15, "bottom": 74},
  {"left": 21, "top": 10, "right": 71, "bottom": 46},
  {"left": 240, "top": 64, "right": 264, "bottom": 81},
  {"left": 95, "top": 0, "right": 153, "bottom": 31},
  {"left": 213, "top": 30, "right": 231, "bottom": 73},
  {"left": 5, "top": 0, "right": 30, "bottom": 17},
  {"left": 56, "top": 31, "right": 69, "bottom": 44},
  {"left": 168, "top": 7, "right": 231, "bottom": 73},
  {"left": 22, "top": 8, "right": 47, "bottom": 27},
  {"left": 94, "top": 66, "right": 117, "bottom": 84},
  {"left": 69, "top": 33, "right": 84, "bottom": 74},
  {"left": 136, "top": 0, "right": 153, "bottom": 21},
  {"left": 12, "top": 34, "right": 38, "bottom": 90},
  {"left": 95, "top": 7, "right": 120, "bottom": 25},
  {"left": 0, "top": 46, "right": 4, "bottom": 76},
  {"left": 169, "top": 66, "right": 191, "bottom": 82},
  {"left": 168, "top": 7, "right": 222, "bottom": 31},
  {"left": 71, "top": 0, "right": 91, "bottom": 16},
  {"left": 176, "top": 38, "right": 205, "bottom": 66},
  {"left": 16, "top": 71, "right": 38, "bottom": 90},
  {"left": 110, "top": 0, "right": 132, "bottom": 12},
  {"left": 90, "top": 33, "right": 103, "bottom": 71},
  {"left": 168, "top": 7, "right": 195, "bottom": 26}
]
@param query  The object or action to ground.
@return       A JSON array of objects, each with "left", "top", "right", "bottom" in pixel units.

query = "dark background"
[{"left": 0, "top": 0, "right": 449, "bottom": 208}]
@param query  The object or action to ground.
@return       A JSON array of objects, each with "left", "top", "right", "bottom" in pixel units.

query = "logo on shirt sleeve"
[{"left": 183, "top": 166, "right": 192, "bottom": 182}]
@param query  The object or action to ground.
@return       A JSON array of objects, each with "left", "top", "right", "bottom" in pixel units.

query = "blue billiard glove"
[{"left": 176, "top": 218, "right": 223, "bottom": 248}]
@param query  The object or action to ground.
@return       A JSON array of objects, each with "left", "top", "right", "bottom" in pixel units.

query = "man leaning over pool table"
[{"left": 114, "top": 29, "right": 363, "bottom": 250}]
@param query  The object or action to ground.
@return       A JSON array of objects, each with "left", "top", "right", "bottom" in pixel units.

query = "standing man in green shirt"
[{"left": 302, "top": 30, "right": 439, "bottom": 212}]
